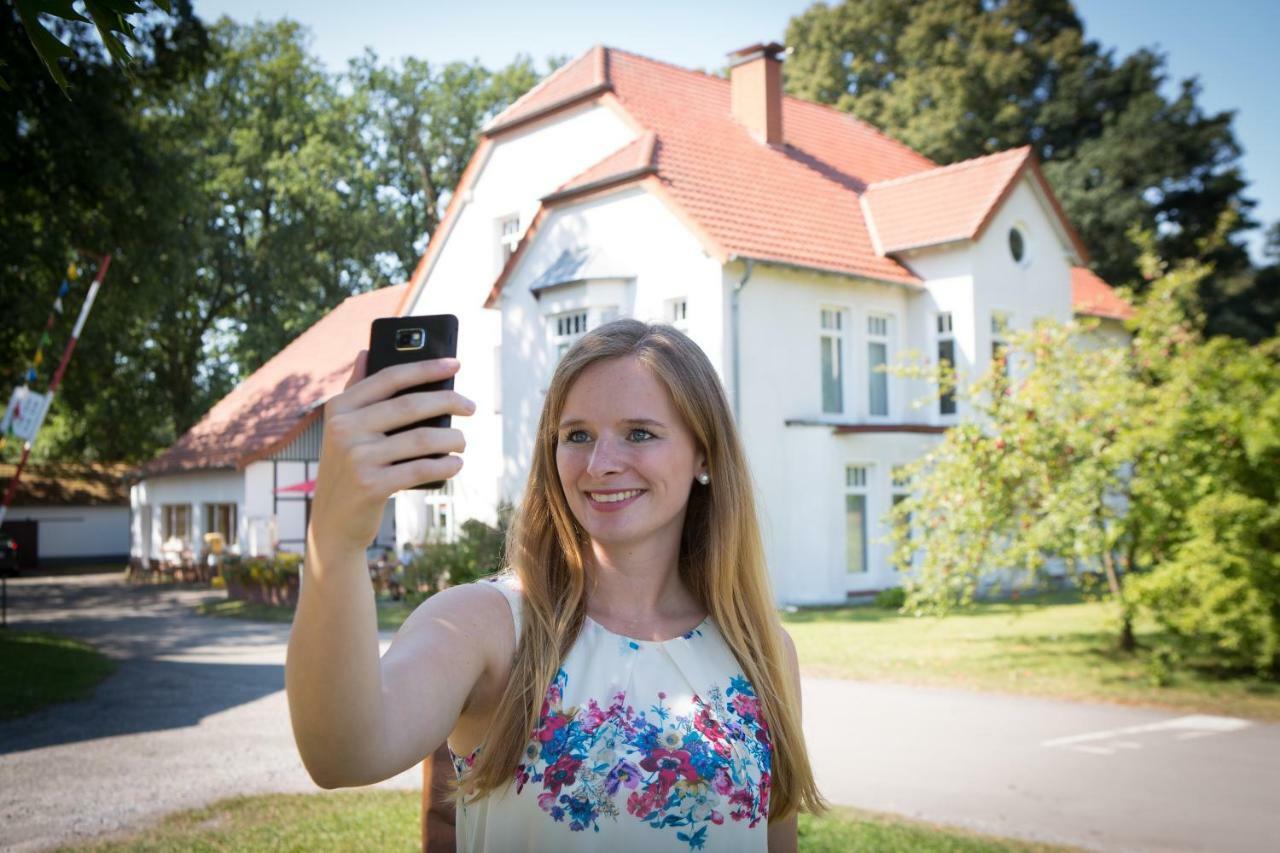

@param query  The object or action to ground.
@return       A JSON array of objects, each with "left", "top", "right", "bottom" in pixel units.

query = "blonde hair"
[{"left": 456, "top": 318, "right": 825, "bottom": 820}]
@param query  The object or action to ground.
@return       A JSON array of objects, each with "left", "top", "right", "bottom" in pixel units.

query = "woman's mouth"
[{"left": 586, "top": 489, "right": 646, "bottom": 511}]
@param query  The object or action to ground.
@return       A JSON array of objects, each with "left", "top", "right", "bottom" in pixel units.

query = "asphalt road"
[{"left": 1, "top": 574, "right": 1277, "bottom": 852}]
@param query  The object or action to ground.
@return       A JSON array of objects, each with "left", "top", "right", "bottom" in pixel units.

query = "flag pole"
[{"left": 0, "top": 254, "right": 111, "bottom": 546}]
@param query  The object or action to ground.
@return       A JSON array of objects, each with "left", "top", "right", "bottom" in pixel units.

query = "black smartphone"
[{"left": 365, "top": 314, "right": 460, "bottom": 491}]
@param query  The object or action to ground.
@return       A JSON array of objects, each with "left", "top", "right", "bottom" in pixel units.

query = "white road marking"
[{"left": 1042, "top": 714, "right": 1252, "bottom": 754}]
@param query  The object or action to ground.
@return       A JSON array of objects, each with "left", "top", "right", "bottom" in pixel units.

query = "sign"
[{"left": 0, "top": 386, "right": 52, "bottom": 442}]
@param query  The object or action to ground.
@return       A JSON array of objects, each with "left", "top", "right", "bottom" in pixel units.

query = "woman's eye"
[{"left": 561, "top": 429, "right": 654, "bottom": 444}]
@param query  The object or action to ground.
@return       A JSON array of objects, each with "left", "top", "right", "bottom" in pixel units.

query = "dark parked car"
[{"left": 0, "top": 535, "right": 18, "bottom": 577}]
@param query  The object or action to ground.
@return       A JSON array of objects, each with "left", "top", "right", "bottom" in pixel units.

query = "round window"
[{"left": 1008, "top": 227, "right": 1026, "bottom": 264}]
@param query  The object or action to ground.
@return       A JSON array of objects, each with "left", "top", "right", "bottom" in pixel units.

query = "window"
[
  {"left": 1008, "top": 227, "right": 1026, "bottom": 264},
  {"left": 498, "top": 214, "right": 520, "bottom": 266},
  {"left": 890, "top": 466, "right": 912, "bottom": 570},
  {"left": 990, "top": 310, "right": 1012, "bottom": 379},
  {"left": 867, "top": 314, "right": 890, "bottom": 417},
  {"left": 552, "top": 309, "right": 589, "bottom": 363},
  {"left": 936, "top": 312, "right": 956, "bottom": 416},
  {"left": 161, "top": 504, "right": 190, "bottom": 544},
  {"left": 845, "top": 465, "right": 869, "bottom": 574},
  {"left": 820, "top": 308, "right": 845, "bottom": 414},
  {"left": 205, "top": 503, "right": 237, "bottom": 546},
  {"left": 667, "top": 297, "right": 688, "bottom": 330}
]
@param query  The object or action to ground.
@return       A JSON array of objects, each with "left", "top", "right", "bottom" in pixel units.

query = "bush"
[
  {"left": 1131, "top": 491, "right": 1280, "bottom": 676},
  {"left": 219, "top": 552, "right": 301, "bottom": 591},
  {"left": 874, "top": 586, "right": 907, "bottom": 610},
  {"left": 403, "top": 500, "right": 514, "bottom": 596}
]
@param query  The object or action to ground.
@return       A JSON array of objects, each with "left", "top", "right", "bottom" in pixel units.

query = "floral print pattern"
[{"left": 453, "top": 668, "right": 771, "bottom": 850}]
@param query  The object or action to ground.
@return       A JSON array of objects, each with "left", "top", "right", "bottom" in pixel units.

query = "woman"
[{"left": 286, "top": 319, "right": 825, "bottom": 851}]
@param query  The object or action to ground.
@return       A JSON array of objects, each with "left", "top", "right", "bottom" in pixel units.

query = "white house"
[
  {"left": 125, "top": 285, "right": 415, "bottom": 569},
  {"left": 394, "top": 42, "right": 1133, "bottom": 605},
  {"left": 127, "top": 41, "right": 1133, "bottom": 605}
]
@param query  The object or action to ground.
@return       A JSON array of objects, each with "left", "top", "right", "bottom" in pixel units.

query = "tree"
[
  {"left": 7, "top": 0, "right": 175, "bottom": 94},
  {"left": 345, "top": 51, "right": 541, "bottom": 275},
  {"left": 885, "top": 218, "right": 1280, "bottom": 674},
  {"left": 0, "top": 2, "right": 212, "bottom": 462},
  {"left": 784, "top": 0, "right": 1258, "bottom": 332}
]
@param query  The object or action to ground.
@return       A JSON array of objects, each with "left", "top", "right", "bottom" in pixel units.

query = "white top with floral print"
[{"left": 449, "top": 571, "right": 772, "bottom": 852}]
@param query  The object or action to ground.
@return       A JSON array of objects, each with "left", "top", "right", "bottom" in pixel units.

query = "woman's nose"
[{"left": 586, "top": 436, "right": 627, "bottom": 476}]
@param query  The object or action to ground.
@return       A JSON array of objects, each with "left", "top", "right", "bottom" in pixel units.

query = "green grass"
[
  {"left": 783, "top": 590, "right": 1280, "bottom": 721},
  {"left": 196, "top": 592, "right": 416, "bottom": 633},
  {"left": 55, "top": 790, "right": 1074, "bottom": 852},
  {"left": 0, "top": 629, "right": 117, "bottom": 720}
]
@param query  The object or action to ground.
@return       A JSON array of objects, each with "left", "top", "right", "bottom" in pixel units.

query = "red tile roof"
[
  {"left": 1072, "top": 266, "right": 1135, "bottom": 321},
  {"left": 862, "top": 147, "right": 1032, "bottom": 253},
  {"left": 130, "top": 283, "right": 408, "bottom": 480}
]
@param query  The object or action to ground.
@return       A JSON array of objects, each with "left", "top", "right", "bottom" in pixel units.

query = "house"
[
  {"left": 126, "top": 41, "right": 1133, "bottom": 605},
  {"left": 0, "top": 461, "right": 132, "bottom": 570},
  {"left": 124, "top": 284, "right": 431, "bottom": 569},
  {"left": 395, "top": 41, "right": 1133, "bottom": 605}
]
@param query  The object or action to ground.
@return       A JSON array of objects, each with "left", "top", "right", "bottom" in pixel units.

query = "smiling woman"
[
  {"left": 444, "top": 318, "right": 827, "bottom": 851},
  {"left": 287, "top": 317, "right": 825, "bottom": 853}
]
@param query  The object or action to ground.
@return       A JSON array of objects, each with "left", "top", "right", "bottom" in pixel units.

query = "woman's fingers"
[
  {"left": 375, "top": 453, "right": 465, "bottom": 497},
  {"left": 360, "top": 389, "right": 476, "bottom": 436},
  {"left": 329, "top": 356, "right": 461, "bottom": 417},
  {"left": 362, "top": 426, "right": 467, "bottom": 467}
]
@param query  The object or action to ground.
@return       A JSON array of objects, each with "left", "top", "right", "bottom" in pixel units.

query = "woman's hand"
[{"left": 311, "top": 350, "right": 476, "bottom": 555}]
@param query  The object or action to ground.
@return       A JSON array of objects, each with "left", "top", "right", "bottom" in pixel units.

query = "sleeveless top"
[{"left": 448, "top": 572, "right": 772, "bottom": 852}]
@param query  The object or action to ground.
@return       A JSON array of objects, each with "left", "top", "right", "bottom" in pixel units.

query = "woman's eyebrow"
[{"left": 558, "top": 417, "right": 667, "bottom": 429}]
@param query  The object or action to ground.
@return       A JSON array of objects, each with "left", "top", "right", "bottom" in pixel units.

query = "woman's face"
[{"left": 555, "top": 356, "right": 707, "bottom": 552}]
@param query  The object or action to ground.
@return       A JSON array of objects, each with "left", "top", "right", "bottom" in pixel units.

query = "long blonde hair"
[{"left": 457, "top": 318, "right": 825, "bottom": 820}]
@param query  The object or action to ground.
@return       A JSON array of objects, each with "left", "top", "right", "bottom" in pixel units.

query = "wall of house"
[
  {"left": 729, "top": 262, "right": 944, "bottom": 603},
  {"left": 131, "top": 471, "right": 245, "bottom": 560},
  {"left": 498, "top": 184, "right": 722, "bottom": 507},
  {"left": 971, "top": 177, "right": 1078, "bottom": 378},
  {"left": 2, "top": 505, "right": 128, "bottom": 565},
  {"left": 131, "top": 462, "right": 395, "bottom": 563},
  {"left": 403, "top": 102, "right": 638, "bottom": 550}
]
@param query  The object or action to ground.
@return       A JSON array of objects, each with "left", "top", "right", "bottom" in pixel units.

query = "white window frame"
[
  {"left": 889, "top": 465, "right": 913, "bottom": 572},
  {"left": 204, "top": 502, "right": 238, "bottom": 546},
  {"left": 497, "top": 213, "right": 521, "bottom": 269},
  {"left": 935, "top": 311, "right": 957, "bottom": 418},
  {"left": 820, "top": 306, "right": 847, "bottom": 416},
  {"left": 161, "top": 503, "right": 190, "bottom": 546},
  {"left": 990, "top": 309, "right": 1013, "bottom": 379},
  {"left": 866, "top": 313, "right": 892, "bottom": 419},
  {"left": 844, "top": 464, "right": 871, "bottom": 575},
  {"left": 551, "top": 308, "right": 589, "bottom": 363},
  {"left": 666, "top": 296, "right": 688, "bottom": 331}
]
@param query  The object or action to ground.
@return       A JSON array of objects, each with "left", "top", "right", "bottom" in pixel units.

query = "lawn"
[
  {"left": 56, "top": 789, "right": 1075, "bottom": 852},
  {"left": 782, "top": 590, "right": 1280, "bottom": 721},
  {"left": 194, "top": 583, "right": 1280, "bottom": 721},
  {"left": 196, "top": 592, "right": 416, "bottom": 633},
  {"left": 0, "top": 629, "right": 116, "bottom": 720}
]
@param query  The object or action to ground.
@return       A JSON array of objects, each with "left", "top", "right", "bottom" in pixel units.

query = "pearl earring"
[{"left": 697, "top": 472, "right": 710, "bottom": 485}]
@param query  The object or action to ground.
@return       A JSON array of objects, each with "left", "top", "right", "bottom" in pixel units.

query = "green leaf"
[{"left": 13, "top": 0, "right": 79, "bottom": 93}]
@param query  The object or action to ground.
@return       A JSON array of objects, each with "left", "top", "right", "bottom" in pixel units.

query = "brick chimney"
[{"left": 728, "top": 42, "right": 785, "bottom": 145}]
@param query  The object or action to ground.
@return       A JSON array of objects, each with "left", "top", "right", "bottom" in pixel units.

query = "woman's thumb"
[{"left": 344, "top": 349, "right": 368, "bottom": 390}]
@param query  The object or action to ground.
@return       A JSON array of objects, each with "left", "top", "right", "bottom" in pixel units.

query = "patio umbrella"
[{"left": 275, "top": 479, "right": 316, "bottom": 495}]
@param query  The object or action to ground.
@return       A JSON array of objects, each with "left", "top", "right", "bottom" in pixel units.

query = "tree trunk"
[{"left": 1100, "top": 546, "right": 1136, "bottom": 652}]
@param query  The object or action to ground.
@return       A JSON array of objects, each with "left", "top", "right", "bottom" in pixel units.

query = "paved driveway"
[{"left": 2, "top": 574, "right": 1278, "bottom": 852}]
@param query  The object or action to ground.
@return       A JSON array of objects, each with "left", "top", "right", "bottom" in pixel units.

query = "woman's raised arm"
[{"left": 284, "top": 350, "right": 484, "bottom": 789}]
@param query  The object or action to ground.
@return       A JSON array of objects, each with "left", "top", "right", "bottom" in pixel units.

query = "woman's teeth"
[{"left": 590, "top": 490, "right": 644, "bottom": 503}]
